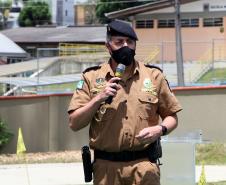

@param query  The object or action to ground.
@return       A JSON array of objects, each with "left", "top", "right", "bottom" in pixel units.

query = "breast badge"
[
  {"left": 91, "top": 78, "right": 106, "bottom": 95},
  {"left": 142, "top": 78, "right": 157, "bottom": 96}
]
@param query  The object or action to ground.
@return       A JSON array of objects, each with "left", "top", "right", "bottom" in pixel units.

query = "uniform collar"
[
  {"left": 124, "top": 59, "right": 140, "bottom": 79},
  {"left": 133, "top": 60, "right": 140, "bottom": 76},
  {"left": 100, "top": 59, "right": 114, "bottom": 78}
]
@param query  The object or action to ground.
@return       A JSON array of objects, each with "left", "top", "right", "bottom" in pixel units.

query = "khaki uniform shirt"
[{"left": 68, "top": 60, "right": 182, "bottom": 152}]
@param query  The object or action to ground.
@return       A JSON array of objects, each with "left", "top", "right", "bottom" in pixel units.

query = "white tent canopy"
[{"left": 0, "top": 33, "right": 27, "bottom": 58}]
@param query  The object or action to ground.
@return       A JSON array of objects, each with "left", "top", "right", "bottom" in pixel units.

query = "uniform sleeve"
[
  {"left": 67, "top": 74, "right": 91, "bottom": 113},
  {"left": 157, "top": 73, "right": 182, "bottom": 119}
]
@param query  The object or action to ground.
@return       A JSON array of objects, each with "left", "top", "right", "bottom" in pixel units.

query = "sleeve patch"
[{"left": 76, "top": 80, "right": 84, "bottom": 89}]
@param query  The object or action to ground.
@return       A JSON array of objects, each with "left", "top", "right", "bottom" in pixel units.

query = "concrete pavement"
[
  {"left": 196, "top": 165, "right": 226, "bottom": 182},
  {"left": 0, "top": 163, "right": 226, "bottom": 185},
  {"left": 0, "top": 163, "right": 89, "bottom": 185}
]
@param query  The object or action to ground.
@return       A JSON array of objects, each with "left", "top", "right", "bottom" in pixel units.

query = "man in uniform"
[{"left": 68, "top": 20, "right": 182, "bottom": 185}]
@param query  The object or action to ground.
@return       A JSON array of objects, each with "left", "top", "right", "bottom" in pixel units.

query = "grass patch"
[
  {"left": 0, "top": 81, "right": 78, "bottom": 95},
  {"left": 198, "top": 68, "right": 226, "bottom": 83},
  {"left": 0, "top": 150, "right": 82, "bottom": 165},
  {"left": 38, "top": 82, "right": 76, "bottom": 91},
  {"left": 1, "top": 143, "right": 226, "bottom": 165},
  {"left": 0, "top": 84, "right": 4, "bottom": 95},
  {"left": 196, "top": 143, "right": 226, "bottom": 165},
  {"left": 23, "top": 82, "right": 77, "bottom": 94}
]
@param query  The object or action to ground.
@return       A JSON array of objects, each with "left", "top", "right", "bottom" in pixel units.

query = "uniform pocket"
[
  {"left": 138, "top": 93, "right": 158, "bottom": 119},
  {"left": 135, "top": 93, "right": 159, "bottom": 136}
]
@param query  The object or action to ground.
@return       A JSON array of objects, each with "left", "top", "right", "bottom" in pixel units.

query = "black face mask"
[{"left": 111, "top": 46, "right": 135, "bottom": 66}]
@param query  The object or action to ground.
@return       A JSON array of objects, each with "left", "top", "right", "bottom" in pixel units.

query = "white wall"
[
  {"left": 63, "top": 0, "right": 75, "bottom": 26},
  {"left": 141, "top": 0, "right": 226, "bottom": 14}
]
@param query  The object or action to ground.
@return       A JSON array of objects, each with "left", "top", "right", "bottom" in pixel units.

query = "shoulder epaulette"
[
  {"left": 83, "top": 65, "right": 101, "bottom": 74},
  {"left": 144, "top": 64, "right": 163, "bottom": 73}
]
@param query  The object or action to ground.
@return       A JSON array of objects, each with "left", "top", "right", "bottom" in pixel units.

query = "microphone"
[{"left": 105, "top": 63, "right": 126, "bottom": 104}]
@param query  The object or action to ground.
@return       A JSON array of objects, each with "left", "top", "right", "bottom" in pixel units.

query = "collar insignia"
[
  {"left": 96, "top": 78, "right": 106, "bottom": 88},
  {"left": 96, "top": 78, "right": 105, "bottom": 84}
]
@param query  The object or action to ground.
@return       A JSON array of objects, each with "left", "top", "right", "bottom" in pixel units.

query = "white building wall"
[
  {"left": 142, "top": 0, "right": 226, "bottom": 14},
  {"left": 52, "top": 0, "right": 75, "bottom": 26},
  {"left": 51, "top": 0, "right": 57, "bottom": 24},
  {"left": 63, "top": 0, "right": 75, "bottom": 26}
]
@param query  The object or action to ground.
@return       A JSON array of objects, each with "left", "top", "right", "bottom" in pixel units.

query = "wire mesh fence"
[{"left": 1, "top": 40, "right": 226, "bottom": 95}]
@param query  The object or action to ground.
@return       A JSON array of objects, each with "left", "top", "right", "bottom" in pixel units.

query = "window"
[
  {"left": 181, "top": 19, "right": 199, "bottom": 27},
  {"left": 158, "top": 19, "right": 175, "bottom": 28},
  {"left": 136, "top": 20, "right": 154, "bottom": 28},
  {"left": 10, "top": 7, "right": 21, "bottom": 13},
  {"left": 158, "top": 18, "right": 199, "bottom": 28},
  {"left": 203, "top": 3, "right": 209, "bottom": 12},
  {"left": 65, "top": 10, "right": 68, "bottom": 16},
  {"left": 203, "top": 18, "right": 223, "bottom": 27}
]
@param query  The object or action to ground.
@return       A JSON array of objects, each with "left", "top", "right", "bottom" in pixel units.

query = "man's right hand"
[{"left": 96, "top": 77, "right": 121, "bottom": 103}]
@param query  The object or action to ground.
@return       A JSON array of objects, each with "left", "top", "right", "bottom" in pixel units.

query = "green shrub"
[
  {"left": 0, "top": 119, "right": 13, "bottom": 150},
  {"left": 196, "top": 143, "right": 226, "bottom": 165}
]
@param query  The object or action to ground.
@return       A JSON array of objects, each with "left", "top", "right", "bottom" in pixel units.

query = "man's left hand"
[{"left": 135, "top": 126, "right": 162, "bottom": 144}]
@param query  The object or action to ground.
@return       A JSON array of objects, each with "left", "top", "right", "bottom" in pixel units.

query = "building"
[
  {"left": 51, "top": 0, "right": 75, "bottom": 26},
  {"left": 0, "top": 32, "right": 27, "bottom": 64},
  {"left": 1, "top": 26, "right": 106, "bottom": 58},
  {"left": 6, "top": 0, "right": 23, "bottom": 29},
  {"left": 74, "top": 4, "right": 98, "bottom": 25},
  {"left": 50, "top": 0, "right": 99, "bottom": 26},
  {"left": 106, "top": 0, "right": 226, "bottom": 63}
]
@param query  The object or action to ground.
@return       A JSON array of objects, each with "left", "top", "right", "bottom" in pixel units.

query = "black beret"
[{"left": 107, "top": 20, "right": 138, "bottom": 41}]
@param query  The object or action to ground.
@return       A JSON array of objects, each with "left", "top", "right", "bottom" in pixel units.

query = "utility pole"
[{"left": 174, "top": 0, "right": 185, "bottom": 86}]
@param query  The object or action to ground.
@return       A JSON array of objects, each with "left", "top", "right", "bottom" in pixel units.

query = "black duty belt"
[{"left": 94, "top": 148, "right": 157, "bottom": 163}]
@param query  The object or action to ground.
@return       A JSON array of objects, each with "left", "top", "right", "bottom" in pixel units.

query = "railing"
[
  {"left": 59, "top": 43, "right": 106, "bottom": 56},
  {"left": 1, "top": 39, "right": 226, "bottom": 96}
]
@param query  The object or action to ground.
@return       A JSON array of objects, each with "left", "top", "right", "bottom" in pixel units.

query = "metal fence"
[
  {"left": 34, "top": 41, "right": 226, "bottom": 86},
  {"left": 1, "top": 40, "right": 226, "bottom": 95}
]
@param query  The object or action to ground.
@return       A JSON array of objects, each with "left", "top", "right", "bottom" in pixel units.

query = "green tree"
[
  {"left": 18, "top": 1, "right": 51, "bottom": 27},
  {"left": 0, "top": 0, "right": 12, "bottom": 29},
  {"left": 0, "top": 119, "right": 13, "bottom": 151},
  {"left": 95, "top": 0, "right": 150, "bottom": 24}
]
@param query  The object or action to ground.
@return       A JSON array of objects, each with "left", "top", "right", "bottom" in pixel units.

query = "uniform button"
[{"left": 125, "top": 116, "right": 128, "bottom": 120}]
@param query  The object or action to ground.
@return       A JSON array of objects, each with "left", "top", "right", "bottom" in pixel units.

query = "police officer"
[{"left": 68, "top": 20, "right": 182, "bottom": 185}]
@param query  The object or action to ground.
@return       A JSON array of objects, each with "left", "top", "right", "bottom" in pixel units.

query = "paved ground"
[
  {"left": 0, "top": 163, "right": 88, "bottom": 185},
  {"left": 196, "top": 165, "right": 226, "bottom": 182},
  {"left": 0, "top": 163, "right": 226, "bottom": 185}
]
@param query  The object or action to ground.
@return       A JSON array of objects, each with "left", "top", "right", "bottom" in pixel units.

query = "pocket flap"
[{"left": 138, "top": 94, "right": 158, "bottom": 104}]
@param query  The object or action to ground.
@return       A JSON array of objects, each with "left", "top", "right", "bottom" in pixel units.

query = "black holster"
[
  {"left": 147, "top": 138, "right": 162, "bottom": 163},
  {"left": 81, "top": 145, "right": 93, "bottom": 182}
]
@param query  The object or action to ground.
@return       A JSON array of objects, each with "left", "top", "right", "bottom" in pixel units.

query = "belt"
[{"left": 94, "top": 148, "right": 157, "bottom": 163}]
